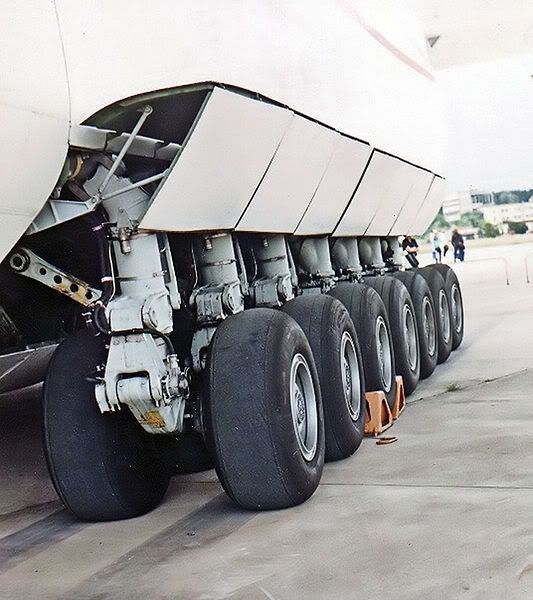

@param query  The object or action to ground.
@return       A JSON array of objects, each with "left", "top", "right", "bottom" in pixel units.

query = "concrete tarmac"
[{"left": 1, "top": 242, "right": 532, "bottom": 599}]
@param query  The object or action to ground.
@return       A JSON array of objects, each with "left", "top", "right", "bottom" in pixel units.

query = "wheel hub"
[
  {"left": 439, "top": 290, "right": 451, "bottom": 344},
  {"left": 289, "top": 353, "right": 318, "bottom": 462},
  {"left": 403, "top": 303, "right": 418, "bottom": 372},
  {"left": 451, "top": 283, "right": 463, "bottom": 333},
  {"left": 340, "top": 331, "right": 361, "bottom": 421},
  {"left": 422, "top": 296, "right": 436, "bottom": 356},
  {"left": 343, "top": 358, "right": 352, "bottom": 397},
  {"left": 295, "top": 385, "right": 306, "bottom": 424},
  {"left": 375, "top": 316, "right": 392, "bottom": 393}
]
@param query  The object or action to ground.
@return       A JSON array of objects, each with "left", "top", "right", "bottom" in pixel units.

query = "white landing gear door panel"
[
  {"left": 236, "top": 116, "right": 338, "bottom": 233},
  {"left": 295, "top": 136, "right": 372, "bottom": 236},
  {"left": 365, "top": 164, "right": 429, "bottom": 237},
  {"left": 409, "top": 176, "right": 446, "bottom": 236},
  {"left": 388, "top": 170, "right": 434, "bottom": 236},
  {"left": 333, "top": 152, "right": 412, "bottom": 237},
  {"left": 140, "top": 88, "right": 293, "bottom": 232}
]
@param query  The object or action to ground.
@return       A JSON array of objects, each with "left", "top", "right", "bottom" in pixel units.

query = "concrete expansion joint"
[{"left": 318, "top": 482, "right": 533, "bottom": 491}]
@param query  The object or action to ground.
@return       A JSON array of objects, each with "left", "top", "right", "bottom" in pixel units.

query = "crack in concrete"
[{"left": 407, "top": 366, "right": 533, "bottom": 406}]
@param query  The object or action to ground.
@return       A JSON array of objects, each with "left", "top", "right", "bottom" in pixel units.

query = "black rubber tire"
[
  {"left": 43, "top": 329, "right": 171, "bottom": 521},
  {"left": 392, "top": 270, "right": 438, "bottom": 379},
  {"left": 329, "top": 283, "right": 396, "bottom": 409},
  {"left": 365, "top": 276, "right": 420, "bottom": 396},
  {"left": 158, "top": 432, "right": 214, "bottom": 474},
  {"left": 418, "top": 267, "right": 453, "bottom": 364},
  {"left": 429, "top": 264, "right": 464, "bottom": 350},
  {"left": 282, "top": 294, "right": 366, "bottom": 462},
  {"left": 205, "top": 308, "right": 325, "bottom": 510}
]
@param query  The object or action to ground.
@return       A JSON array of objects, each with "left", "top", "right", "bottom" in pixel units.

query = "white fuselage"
[{"left": 0, "top": 0, "right": 445, "bottom": 262}]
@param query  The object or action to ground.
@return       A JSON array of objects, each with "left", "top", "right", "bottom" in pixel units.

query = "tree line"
[{"left": 492, "top": 190, "right": 533, "bottom": 204}]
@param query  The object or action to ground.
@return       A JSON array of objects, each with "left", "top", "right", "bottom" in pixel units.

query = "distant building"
[
  {"left": 482, "top": 201, "right": 533, "bottom": 230},
  {"left": 471, "top": 190, "right": 495, "bottom": 208},
  {"left": 443, "top": 189, "right": 494, "bottom": 222},
  {"left": 442, "top": 192, "right": 472, "bottom": 222}
]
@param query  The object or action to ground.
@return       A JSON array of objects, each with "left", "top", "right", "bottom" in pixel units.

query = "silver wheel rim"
[
  {"left": 422, "top": 296, "right": 437, "bottom": 357},
  {"left": 439, "top": 290, "right": 451, "bottom": 344},
  {"left": 403, "top": 304, "right": 418, "bottom": 372},
  {"left": 375, "top": 316, "right": 392, "bottom": 393},
  {"left": 289, "top": 353, "right": 318, "bottom": 462},
  {"left": 340, "top": 331, "right": 361, "bottom": 421},
  {"left": 451, "top": 283, "right": 463, "bottom": 333}
]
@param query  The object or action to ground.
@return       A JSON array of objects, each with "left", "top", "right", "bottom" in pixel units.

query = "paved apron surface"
[{"left": 1, "top": 242, "right": 532, "bottom": 599}]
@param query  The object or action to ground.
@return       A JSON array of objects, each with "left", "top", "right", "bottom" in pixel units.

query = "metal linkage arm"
[
  {"left": 9, "top": 248, "right": 102, "bottom": 306},
  {"left": 97, "top": 105, "right": 153, "bottom": 197}
]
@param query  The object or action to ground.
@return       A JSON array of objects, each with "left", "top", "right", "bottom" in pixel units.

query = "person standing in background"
[
  {"left": 451, "top": 228, "right": 465, "bottom": 262},
  {"left": 431, "top": 231, "right": 442, "bottom": 263},
  {"left": 402, "top": 235, "right": 419, "bottom": 268}
]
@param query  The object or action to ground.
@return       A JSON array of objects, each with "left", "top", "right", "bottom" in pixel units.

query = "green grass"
[{"left": 445, "top": 383, "right": 461, "bottom": 393}]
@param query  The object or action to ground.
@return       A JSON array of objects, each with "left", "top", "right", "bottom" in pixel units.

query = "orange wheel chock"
[
  {"left": 364, "top": 390, "right": 393, "bottom": 436},
  {"left": 364, "top": 376, "right": 406, "bottom": 436},
  {"left": 391, "top": 375, "right": 406, "bottom": 420}
]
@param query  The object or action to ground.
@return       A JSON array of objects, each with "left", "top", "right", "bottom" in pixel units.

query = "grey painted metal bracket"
[{"left": 27, "top": 197, "right": 99, "bottom": 234}]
